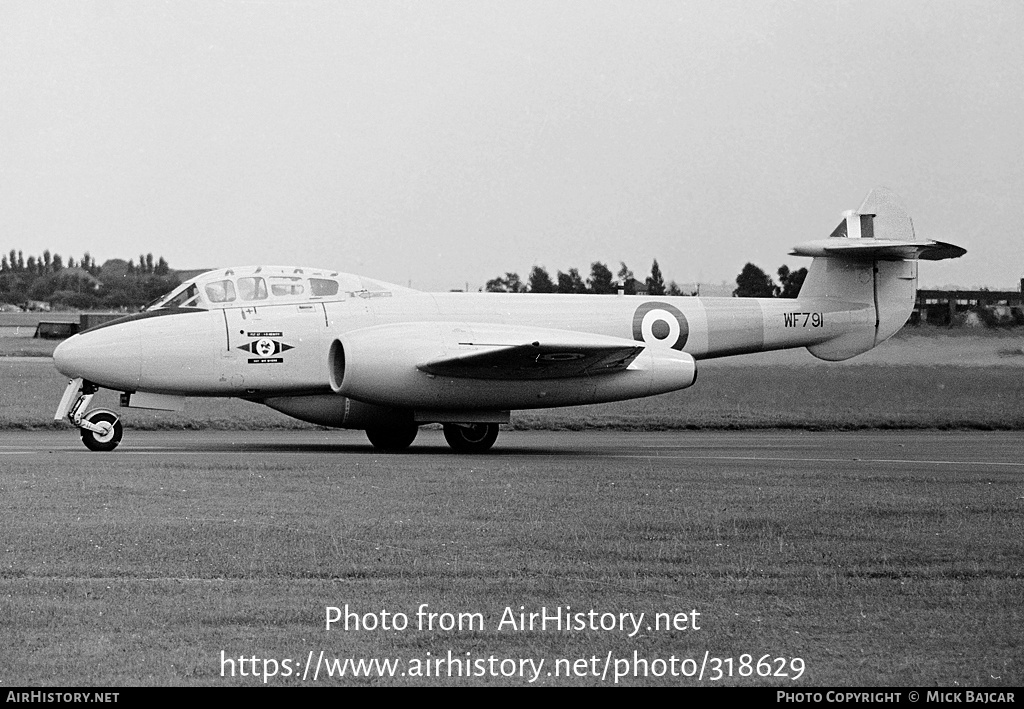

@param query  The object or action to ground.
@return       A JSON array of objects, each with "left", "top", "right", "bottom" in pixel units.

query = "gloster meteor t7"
[{"left": 52, "top": 188, "right": 964, "bottom": 452}]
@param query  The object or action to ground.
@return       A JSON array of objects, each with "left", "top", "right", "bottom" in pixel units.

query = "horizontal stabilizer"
[
  {"left": 790, "top": 238, "right": 966, "bottom": 261},
  {"left": 418, "top": 342, "right": 644, "bottom": 380}
]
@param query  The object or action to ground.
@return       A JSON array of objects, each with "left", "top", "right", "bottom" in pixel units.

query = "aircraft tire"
[
  {"left": 365, "top": 424, "right": 419, "bottom": 452},
  {"left": 80, "top": 411, "right": 123, "bottom": 452},
  {"left": 442, "top": 423, "right": 499, "bottom": 453}
]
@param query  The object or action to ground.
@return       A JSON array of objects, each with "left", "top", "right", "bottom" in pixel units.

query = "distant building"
[{"left": 913, "top": 281, "right": 1024, "bottom": 326}]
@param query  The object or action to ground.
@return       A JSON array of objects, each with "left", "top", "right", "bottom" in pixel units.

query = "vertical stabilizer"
[{"left": 793, "top": 188, "right": 940, "bottom": 361}]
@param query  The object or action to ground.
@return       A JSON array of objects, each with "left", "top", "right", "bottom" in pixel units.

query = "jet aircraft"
[{"left": 52, "top": 188, "right": 964, "bottom": 452}]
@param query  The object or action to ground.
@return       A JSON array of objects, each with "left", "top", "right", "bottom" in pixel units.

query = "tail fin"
[{"left": 791, "top": 187, "right": 965, "bottom": 361}]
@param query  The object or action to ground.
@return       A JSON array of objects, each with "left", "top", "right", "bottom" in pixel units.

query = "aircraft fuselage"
[{"left": 54, "top": 288, "right": 870, "bottom": 400}]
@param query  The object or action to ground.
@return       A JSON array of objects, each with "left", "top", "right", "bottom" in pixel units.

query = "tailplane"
[{"left": 791, "top": 187, "right": 965, "bottom": 361}]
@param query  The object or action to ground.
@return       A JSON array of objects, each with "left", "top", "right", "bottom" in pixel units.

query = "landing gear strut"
[
  {"left": 55, "top": 378, "right": 124, "bottom": 452},
  {"left": 442, "top": 423, "right": 500, "bottom": 452}
]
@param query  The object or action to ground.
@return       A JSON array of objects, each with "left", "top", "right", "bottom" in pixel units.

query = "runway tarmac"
[{"left": 4, "top": 428, "right": 1024, "bottom": 472}]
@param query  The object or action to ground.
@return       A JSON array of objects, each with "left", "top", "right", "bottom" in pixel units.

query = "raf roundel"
[{"left": 632, "top": 302, "right": 689, "bottom": 350}]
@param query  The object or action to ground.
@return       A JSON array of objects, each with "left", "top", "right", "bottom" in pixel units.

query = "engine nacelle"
[{"left": 328, "top": 323, "right": 697, "bottom": 411}]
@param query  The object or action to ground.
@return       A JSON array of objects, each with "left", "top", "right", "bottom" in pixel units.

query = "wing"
[{"left": 417, "top": 341, "right": 644, "bottom": 380}]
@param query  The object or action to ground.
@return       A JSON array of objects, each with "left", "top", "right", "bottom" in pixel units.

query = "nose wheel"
[
  {"left": 79, "top": 411, "right": 124, "bottom": 452},
  {"left": 54, "top": 378, "right": 125, "bottom": 452}
]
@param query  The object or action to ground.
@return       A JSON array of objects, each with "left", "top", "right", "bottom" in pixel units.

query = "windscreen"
[{"left": 146, "top": 282, "right": 202, "bottom": 310}]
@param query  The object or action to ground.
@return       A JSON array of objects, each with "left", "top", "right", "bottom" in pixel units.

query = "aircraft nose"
[{"left": 53, "top": 325, "right": 141, "bottom": 390}]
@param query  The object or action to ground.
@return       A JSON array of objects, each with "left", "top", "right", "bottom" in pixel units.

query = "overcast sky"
[{"left": 1, "top": 0, "right": 1021, "bottom": 291}]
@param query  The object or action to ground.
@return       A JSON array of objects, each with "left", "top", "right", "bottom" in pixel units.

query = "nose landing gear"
[
  {"left": 54, "top": 378, "right": 124, "bottom": 452},
  {"left": 79, "top": 411, "right": 124, "bottom": 452}
]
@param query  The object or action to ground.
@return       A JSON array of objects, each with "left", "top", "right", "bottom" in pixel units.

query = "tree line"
[
  {"left": 486, "top": 260, "right": 687, "bottom": 295},
  {"left": 2, "top": 247, "right": 811, "bottom": 309},
  {"left": 0, "top": 249, "right": 179, "bottom": 309},
  {"left": 485, "top": 260, "right": 808, "bottom": 298}
]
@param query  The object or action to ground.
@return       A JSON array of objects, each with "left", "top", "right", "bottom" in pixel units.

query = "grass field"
[{"left": 0, "top": 338, "right": 64, "bottom": 358}]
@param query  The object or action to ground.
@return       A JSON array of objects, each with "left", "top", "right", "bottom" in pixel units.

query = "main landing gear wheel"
[
  {"left": 80, "top": 411, "right": 123, "bottom": 452},
  {"left": 365, "top": 424, "right": 419, "bottom": 452},
  {"left": 442, "top": 423, "right": 499, "bottom": 453}
]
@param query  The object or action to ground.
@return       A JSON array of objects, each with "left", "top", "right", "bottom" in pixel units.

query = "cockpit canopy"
[{"left": 145, "top": 267, "right": 392, "bottom": 311}]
